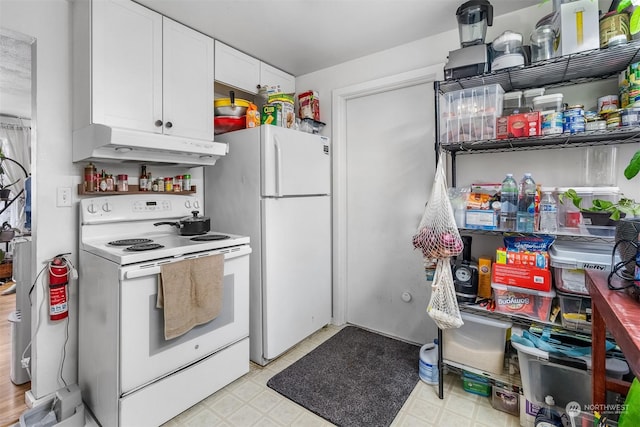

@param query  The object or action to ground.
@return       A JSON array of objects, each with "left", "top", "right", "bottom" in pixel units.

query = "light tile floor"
[{"left": 162, "top": 325, "right": 521, "bottom": 427}]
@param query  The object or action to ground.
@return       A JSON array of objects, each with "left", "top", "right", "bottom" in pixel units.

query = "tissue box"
[{"left": 560, "top": 0, "right": 600, "bottom": 55}]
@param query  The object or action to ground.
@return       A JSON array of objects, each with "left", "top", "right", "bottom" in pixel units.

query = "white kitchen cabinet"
[
  {"left": 74, "top": 0, "right": 214, "bottom": 141},
  {"left": 214, "top": 41, "right": 260, "bottom": 95},
  {"left": 214, "top": 41, "right": 295, "bottom": 95},
  {"left": 260, "top": 62, "right": 295, "bottom": 94}
]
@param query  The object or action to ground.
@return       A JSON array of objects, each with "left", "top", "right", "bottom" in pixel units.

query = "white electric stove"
[{"left": 78, "top": 194, "right": 251, "bottom": 427}]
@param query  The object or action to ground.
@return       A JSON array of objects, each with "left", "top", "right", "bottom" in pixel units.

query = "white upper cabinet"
[
  {"left": 214, "top": 40, "right": 295, "bottom": 95},
  {"left": 214, "top": 41, "right": 260, "bottom": 94},
  {"left": 77, "top": 0, "right": 214, "bottom": 141},
  {"left": 260, "top": 62, "right": 295, "bottom": 94},
  {"left": 163, "top": 17, "right": 214, "bottom": 140}
]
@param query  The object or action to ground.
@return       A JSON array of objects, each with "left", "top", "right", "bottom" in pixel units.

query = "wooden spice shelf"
[{"left": 77, "top": 184, "right": 196, "bottom": 196}]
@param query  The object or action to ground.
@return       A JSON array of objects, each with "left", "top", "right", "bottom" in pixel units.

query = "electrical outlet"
[{"left": 57, "top": 187, "right": 72, "bottom": 207}]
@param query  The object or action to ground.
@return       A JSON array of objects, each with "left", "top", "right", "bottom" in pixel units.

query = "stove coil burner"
[
  {"left": 108, "top": 238, "right": 154, "bottom": 247},
  {"left": 190, "top": 234, "right": 230, "bottom": 242},
  {"left": 124, "top": 243, "right": 165, "bottom": 252}
]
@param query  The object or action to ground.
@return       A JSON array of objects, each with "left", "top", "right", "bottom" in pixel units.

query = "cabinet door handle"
[
  {"left": 154, "top": 120, "right": 163, "bottom": 127},
  {"left": 165, "top": 121, "right": 173, "bottom": 129}
]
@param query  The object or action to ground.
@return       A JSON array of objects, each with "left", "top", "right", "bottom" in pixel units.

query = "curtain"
[{"left": 0, "top": 121, "right": 31, "bottom": 232}]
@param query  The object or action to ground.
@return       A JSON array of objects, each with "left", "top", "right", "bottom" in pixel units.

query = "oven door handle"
[{"left": 125, "top": 267, "right": 162, "bottom": 279}]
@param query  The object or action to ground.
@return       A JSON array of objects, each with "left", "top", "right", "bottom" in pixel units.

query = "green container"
[{"left": 462, "top": 371, "right": 491, "bottom": 397}]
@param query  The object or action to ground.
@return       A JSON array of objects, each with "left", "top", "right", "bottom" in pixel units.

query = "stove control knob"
[
  {"left": 193, "top": 200, "right": 200, "bottom": 209},
  {"left": 87, "top": 202, "right": 98, "bottom": 214},
  {"left": 102, "top": 202, "right": 112, "bottom": 212},
  {"left": 184, "top": 200, "right": 191, "bottom": 208}
]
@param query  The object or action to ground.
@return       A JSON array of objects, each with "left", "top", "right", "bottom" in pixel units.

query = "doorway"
[{"left": 332, "top": 65, "right": 442, "bottom": 344}]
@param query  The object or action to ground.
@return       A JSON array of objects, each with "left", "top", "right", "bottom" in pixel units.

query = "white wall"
[{"left": 1, "top": 0, "right": 79, "bottom": 400}]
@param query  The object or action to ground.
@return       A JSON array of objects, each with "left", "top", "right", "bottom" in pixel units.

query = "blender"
[{"left": 444, "top": 0, "right": 494, "bottom": 80}]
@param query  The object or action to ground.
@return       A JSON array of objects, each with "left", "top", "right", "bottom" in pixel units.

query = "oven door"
[{"left": 119, "top": 245, "right": 251, "bottom": 394}]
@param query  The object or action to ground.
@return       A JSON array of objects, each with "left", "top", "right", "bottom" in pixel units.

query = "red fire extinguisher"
[{"left": 49, "top": 256, "right": 69, "bottom": 321}]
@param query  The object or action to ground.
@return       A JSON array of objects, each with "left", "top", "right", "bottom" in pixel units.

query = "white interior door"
[
  {"left": 342, "top": 76, "right": 437, "bottom": 344},
  {"left": 261, "top": 196, "right": 331, "bottom": 360}
]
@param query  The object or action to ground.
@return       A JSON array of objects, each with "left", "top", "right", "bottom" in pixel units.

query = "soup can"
[
  {"left": 600, "top": 12, "right": 630, "bottom": 48},
  {"left": 597, "top": 95, "right": 619, "bottom": 114},
  {"left": 563, "top": 105, "right": 585, "bottom": 134},
  {"left": 621, "top": 107, "right": 640, "bottom": 126}
]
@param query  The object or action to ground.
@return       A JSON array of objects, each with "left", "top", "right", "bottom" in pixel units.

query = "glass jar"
[
  {"left": 117, "top": 174, "right": 129, "bottom": 192},
  {"left": 183, "top": 174, "right": 191, "bottom": 192},
  {"left": 174, "top": 175, "right": 183, "bottom": 192},
  {"left": 164, "top": 177, "right": 173, "bottom": 192}
]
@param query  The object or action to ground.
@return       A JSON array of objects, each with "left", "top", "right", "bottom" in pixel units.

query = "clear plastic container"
[
  {"left": 532, "top": 93, "right": 564, "bottom": 112},
  {"left": 557, "top": 290, "right": 592, "bottom": 328},
  {"left": 491, "top": 282, "right": 556, "bottom": 321},
  {"left": 582, "top": 145, "right": 617, "bottom": 186},
  {"left": 504, "top": 91, "right": 524, "bottom": 109},
  {"left": 549, "top": 241, "right": 617, "bottom": 295},
  {"left": 442, "top": 312, "right": 512, "bottom": 375},
  {"left": 524, "top": 88, "right": 545, "bottom": 109},
  {"left": 440, "top": 84, "right": 505, "bottom": 144}
]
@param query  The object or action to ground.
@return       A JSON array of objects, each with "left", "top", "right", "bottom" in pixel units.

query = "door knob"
[
  {"left": 165, "top": 121, "right": 173, "bottom": 129},
  {"left": 154, "top": 120, "right": 163, "bottom": 127}
]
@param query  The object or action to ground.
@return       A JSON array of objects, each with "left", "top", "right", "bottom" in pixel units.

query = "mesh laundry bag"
[
  {"left": 412, "top": 154, "right": 464, "bottom": 259},
  {"left": 427, "top": 258, "right": 464, "bottom": 329}
]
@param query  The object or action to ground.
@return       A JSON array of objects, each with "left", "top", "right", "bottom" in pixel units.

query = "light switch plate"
[{"left": 57, "top": 187, "right": 72, "bottom": 207}]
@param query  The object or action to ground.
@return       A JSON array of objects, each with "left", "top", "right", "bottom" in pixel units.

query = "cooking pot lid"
[{"left": 182, "top": 211, "right": 209, "bottom": 223}]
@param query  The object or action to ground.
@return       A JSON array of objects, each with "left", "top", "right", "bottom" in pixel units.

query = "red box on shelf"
[
  {"left": 507, "top": 112, "right": 541, "bottom": 138},
  {"left": 491, "top": 263, "right": 552, "bottom": 292}
]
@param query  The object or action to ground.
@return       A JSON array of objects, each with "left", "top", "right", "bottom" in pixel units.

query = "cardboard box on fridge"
[
  {"left": 560, "top": 0, "right": 599, "bottom": 55},
  {"left": 491, "top": 263, "right": 552, "bottom": 292}
]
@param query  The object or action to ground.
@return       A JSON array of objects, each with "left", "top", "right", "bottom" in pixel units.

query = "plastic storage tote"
[
  {"left": 491, "top": 282, "right": 556, "bottom": 321},
  {"left": 442, "top": 311, "right": 512, "bottom": 375},
  {"left": 512, "top": 340, "right": 592, "bottom": 409},
  {"left": 532, "top": 93, "right": 563, "bottom": 112},
  {"left": 440, "top": 84, "right": 505, "bottom": 144},
  {"left": 557, "top": 290, "right": 592, "bottom": 329},
  {"left": 549, "top": 241, "right": 616, "bottom": 295}
]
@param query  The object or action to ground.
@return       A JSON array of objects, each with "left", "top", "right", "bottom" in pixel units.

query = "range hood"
[{"left": 73, "top": 124, "right": 229, "bottom": 167}]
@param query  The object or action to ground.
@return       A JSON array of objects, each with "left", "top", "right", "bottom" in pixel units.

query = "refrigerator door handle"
[{"left": 274, "top": 135, "right": 283, "bottom": 197}]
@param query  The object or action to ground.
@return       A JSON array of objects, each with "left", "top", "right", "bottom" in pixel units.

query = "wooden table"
[{"left": 586, "top": 270, "right": 640, "bottom": 406}]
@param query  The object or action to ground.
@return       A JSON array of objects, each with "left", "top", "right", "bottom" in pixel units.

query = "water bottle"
[
  {"left": 516, "top": 173, "right": 536, "bottom": 233},
  {"left": 499, "top": 174, "right": 518, "bottom": 231},
  {"left": 539, "top": 191, "right": 558, "bottom": 233}
]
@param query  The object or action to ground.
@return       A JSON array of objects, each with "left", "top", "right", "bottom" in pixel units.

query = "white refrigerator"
[{"left": 205, "top": 126, "right": 331, "bottom": 365}]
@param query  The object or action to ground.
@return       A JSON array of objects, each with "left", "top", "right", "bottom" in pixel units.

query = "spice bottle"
[
  {"left": 84, "top": 162, "right": 97, "bottom": 192},
  {"left": 106, "top": 174, "right": 114, "bottom": 192},
  {"left": 183, "top": 174, "right": 191, "bottom": 192},
  {"left": 117, "top": 174, "right": 129, "bottom": 192},
  {"left": 99, "top": 170, "right": 108, "bottom": 192},
  {"left": 139, "top": 165, "right": 148, "bottom": 191},
  {"left": 164, "top": 177, "right": 173, "bottom": 192}
]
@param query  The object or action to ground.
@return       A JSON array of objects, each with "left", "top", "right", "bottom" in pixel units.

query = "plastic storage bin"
[
  {"left": 512, "top": 340, "right": 592, "bottom": 409},
  {"left": 462, "top": 371, "right": 491, "bottom": 397},
  {"left": 549, "top": 241, "right": 616, "bottom": 295},
  {"left": 491, "top": 282, "right": 555, "bottom": 321},
  {"left": 440, "top": 84, "right": 505, "bottom": 144},
  {"left": 443, "top": 312, "right": 512, "bottom": 375},
  {"left": 532, "top": 93, "right": 564, "bottom": 112},
  {"left": 491, "top": 383, "right": 519, "bottom": 416},
  {"left": 555, "top": 186, "right": 621, "bottom": 229},
  {"left": 557, "top": 290, "right": 592, "bottom": 328}
]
